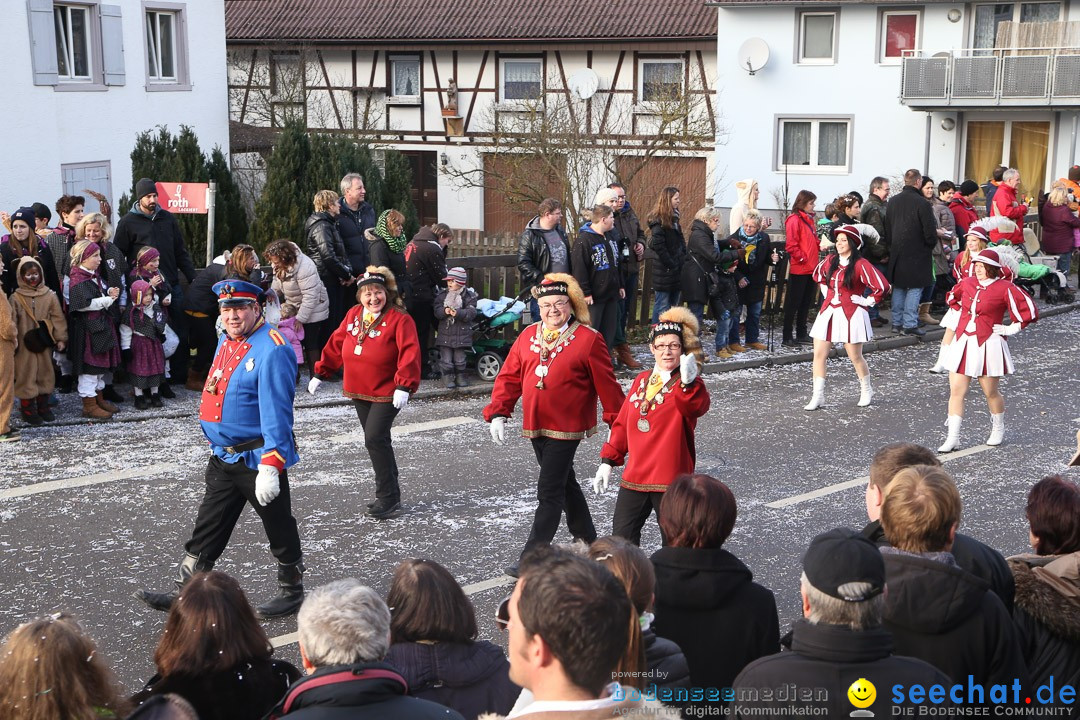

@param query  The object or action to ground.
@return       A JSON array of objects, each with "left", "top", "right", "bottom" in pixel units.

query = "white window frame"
[
  {"left": 775, "top": 116, "right": 853, "bottom": 174},
  {"left": 388, "top": 54, "right": 422, "bottom": 104},
  {"left": 638, "top": 57, "right": 685, "bottom": 103},
  {"left": 879, "top": 10, "right": 921, "bottom": 65},
  {"left": 970, "top": 2, "right": 1063, "bottom": 49},
  {"left": 797, "top": 10, "right": 838, "bottom": 65},
  {"left": 498, "top": 56, "right": 543, "bottom": 103},
  {"left": 54, "top": 3, "right": 95, "bottom": 82},
  {"left": 143, "top": 3, "right": 190, "bottom": 91}
]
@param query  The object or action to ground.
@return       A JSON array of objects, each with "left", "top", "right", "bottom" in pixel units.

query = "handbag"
[
  {"left": 690, "top": 255, "right": 722, "bottom": 299},
  {"left": 14, "top": 293, "right": 55, "bottom": 352}
]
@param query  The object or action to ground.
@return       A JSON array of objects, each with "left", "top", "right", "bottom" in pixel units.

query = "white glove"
[
  {"left": 392, "top": 389, "right": 410, "bottom": 410},
  {"left": 87, "top": 296, "right": 114, "bottom": 311},
  {"left": 307, "top": 377, "right": 322, "bottom": 395},
  {"left": 592, "top": 464, "right": 612, "bottom": 495},
  {"left": 992, "top": 323, "right": 1022, "bottom": 337},
  {"left": 490, "top": 417, "right": 506, "bottom": 445},
  {"left": 850, "top": 295, "right": 876, "bottom": 308},
  {"left": 255, "top": 464, "right": 281, "bottom": 506},
  {"left": 680, "top": 353, "right": 698, "bottom": 386}
]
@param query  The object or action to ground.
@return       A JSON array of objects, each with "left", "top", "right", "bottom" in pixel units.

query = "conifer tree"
[{"left": 252, "top": 119, "right": 311, "bottom": 249}]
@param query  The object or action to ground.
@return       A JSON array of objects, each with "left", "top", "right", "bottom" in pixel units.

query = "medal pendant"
[
  {"left": 540, "top": 349, "right": 550, "bottom": 362},
  {"left": 204, "top": 378, "right": 218, "bottom": 395},
  {"left": 534, "top": 365, "right": 548, "bottom": 378},
  {"left": 536, "top": 378, "right": 545, "bottom": 390},
  {"left": 353, "top": 344, "right": 363, "bottom": 356},
  {"left": 637, "top": 418, "right": 650, "bottom": 433}
]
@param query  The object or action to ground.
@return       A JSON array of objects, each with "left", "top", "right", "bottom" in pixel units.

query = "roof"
[
  {"left": 225, "top": 0, "right": 716, "bottom": 43},
  {"left": 707, "top": 0, "right": 949, "bottom": 5}
]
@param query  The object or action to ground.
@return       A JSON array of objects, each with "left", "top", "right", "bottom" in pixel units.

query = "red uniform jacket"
[
  {"left": 785, "top": 211, "right": 819, "bottom": 275},
  {"left": 990, "top": 185, "right": 1027, "bottom": 245},
  {"left": 483, "top": 321, "right": 625, "bottom": 439},
  {"left": 946, "top": 276, "right": 1038, "bottom": 346},
  {"left": 949, "top": 197, "right": 980, "bottom": 236},
  {"left": 316, "top": 305, "right": 421, "bottom": 401},
  {"left": 952, "top": 252, "right": 977, "bottom": 282},
  {"left": 811, "top": 256, "right": 890, "bottom": 320},
  {"left": 601, "top": 370, "right": 710, "bottom": 492}
]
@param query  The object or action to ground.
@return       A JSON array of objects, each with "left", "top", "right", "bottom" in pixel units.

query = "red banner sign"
[{"left": 155, "top": 182, "right": 209, "bottom": 214}]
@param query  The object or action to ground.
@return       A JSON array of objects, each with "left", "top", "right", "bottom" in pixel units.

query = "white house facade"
[
  {"left": 712, "top": 0, "right": 1080, "bottom": 210},
  {"left": 3, "top": 0, "right": 229, "bottom": 213}
]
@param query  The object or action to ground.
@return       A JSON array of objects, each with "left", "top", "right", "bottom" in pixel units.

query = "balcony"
[{"left": 900, "top": 48, "right": 1080, "bottom": 109}]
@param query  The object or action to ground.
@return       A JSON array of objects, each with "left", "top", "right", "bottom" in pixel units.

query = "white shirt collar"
[
  {"left": 650, "top": 366, "right": 673, "bottom": 383},
  {"left": 508, "top": 685, "right": 622, "bottom": 718}
]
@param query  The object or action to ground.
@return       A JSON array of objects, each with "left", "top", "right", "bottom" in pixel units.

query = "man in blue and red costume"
[{"left": 134, "top": 279, "right": 306, "bottom": 618}]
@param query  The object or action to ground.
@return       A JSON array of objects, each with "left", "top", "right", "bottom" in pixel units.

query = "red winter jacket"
[
  {"left": 315, "top": 305, "right": 421, "bottom": 401},
  {"left": 949, "top": 197, "right": 980, "bottom": 236},
  {"left": 990, "top": 185, "right": 1027, "bottom": 245},
  {"left": 785, "top": 211, "right": 819, "bottom": 275}
]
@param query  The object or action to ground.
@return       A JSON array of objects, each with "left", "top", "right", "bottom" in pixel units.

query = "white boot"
[
  {"left": 986, "top": 413, "right": 1005, "bottom": 446},
  {"left": 857, "top": 376, "right": 875, "bottom": 407},
  {"left": 803, "top": 377, "right": 825, "bottom": 411},
  {"left": 938, "top": 415, "right": 963, "bottom": 453},
  {"left": 929, "top": 342, "right": 950, "bottom": 374}
]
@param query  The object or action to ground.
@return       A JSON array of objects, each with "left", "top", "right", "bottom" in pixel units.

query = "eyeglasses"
[
  {"left": 495, "top": 595, "right": 511, "bottom": 631},
  {"left": 653, "top": 343, "right": 682, "bottom": 352},
  {"left": 538, "top": 300, "right": 569, "bottom": 312}
]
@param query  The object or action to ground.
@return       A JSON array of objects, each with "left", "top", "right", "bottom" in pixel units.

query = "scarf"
[
  {"left": 4, "top": 232, "right": 38, "bottom": 259},
  {"left": 444, "top": 286, "right": 464, "bottom": 311},
  {"left": 375, "top": 211, "right": 407, "bottom": 254},
  {"left": 69, "top": 264, "right": 102, "bottom": 290}
]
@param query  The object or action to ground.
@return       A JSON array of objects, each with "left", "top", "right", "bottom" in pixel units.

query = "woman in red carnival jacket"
[
  {"left": 311, "top": 265, "right": 420, "bottom": 519},
  {"left": 592, "top": 306, "right": 710, "bottom": 546},
  {"left": 938, "top": 247, "right": 1037, "bottom": 453},
  {"left": 484, "top": 273, "right": 625, "bottom": 577},
  {"left": 782, "top": 190, "right": 820, "bottom": 347},
  {"left": 803, "top": 224, "right": 890, "bottom": 411}
]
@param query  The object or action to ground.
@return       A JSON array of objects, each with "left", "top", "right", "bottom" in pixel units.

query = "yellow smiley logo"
[{"left": 847, "top": 678, "right": 876, "bottom": 709}]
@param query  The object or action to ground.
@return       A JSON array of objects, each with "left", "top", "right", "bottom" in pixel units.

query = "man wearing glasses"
[{"left": 484, "top": 274, "right": 625, "bottom": 578}]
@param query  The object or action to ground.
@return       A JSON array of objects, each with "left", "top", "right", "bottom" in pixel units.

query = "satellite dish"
[
  {"left": 738, "top": 38, "right": 770, "bottom": 76},
  {"left": 568, "top": 69, "right": 600, "bottom": 100}
]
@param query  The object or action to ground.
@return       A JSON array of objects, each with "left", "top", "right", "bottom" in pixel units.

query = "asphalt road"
[{"left": 1, "top": 308, "right": 1077, "bottom": 693}]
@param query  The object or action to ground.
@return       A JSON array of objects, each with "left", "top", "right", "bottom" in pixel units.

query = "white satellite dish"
[
  {"left": 738, "top": 38, "right": 770, "bottom": 76},
  {"left": 568, "top": 69, "right": 600, "bottom": 100}
]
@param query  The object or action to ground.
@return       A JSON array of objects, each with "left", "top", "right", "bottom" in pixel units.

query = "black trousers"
[
  {"left": 522, "top": 437, "right": 597, "bottom": 555},
  {"left": 588, "top": 299, "right": 619, "bottom": 351},
  {"left": 184, "top": 455, "right": 302, "bottom": 565},
  {"left": 354, "top": 400, "right": 401, "bottom": 502},
  {"left": 188, "top": 314, "right": 217, "bottom": 375},
  {"left": 322, "top": 276, "right": 345, "bottom": 349},
  {"left": 168, "top": 284, "right": 190, "bottom": 379},
  {"left": 783, "top": 274, "right": 816, "bottom": 340},
  {"left": 407, "top": 298, "right": 434, "bottom": 373},
  {"left": 612, "top": 488, "right": 666, "bottom": 546}
]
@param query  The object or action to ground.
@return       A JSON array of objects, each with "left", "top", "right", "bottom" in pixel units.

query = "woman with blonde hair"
[
  {"left": 0, "top": 613, "right": 129, "bottom": 720},
  {"left": 728, "top": 179, "right": 773, "bottom": 235},
  {"left": 306, "top": 189, "right": 353, "bottom": 345},
  {"left": 1038, "top": 183, "right": 1080, "bottom": 280},
  {"left": 647, "top": 187, "right": 686, "bottom": 323}
]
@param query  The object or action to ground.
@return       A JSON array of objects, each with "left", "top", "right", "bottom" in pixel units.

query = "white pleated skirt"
[
  {"left": 939, "top": 307, "right": 960, "bottom": 331},
  {"left": 809, "top": 304, "right": 872, "bottom": 344},
  {"left": 944, "top": 332, "right": 1014, "bottom": 377}
]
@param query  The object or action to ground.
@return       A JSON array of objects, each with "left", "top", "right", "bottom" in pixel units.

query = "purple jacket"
[{"left": 1038, "top": 203, "right": 1080, "bottom": 254}]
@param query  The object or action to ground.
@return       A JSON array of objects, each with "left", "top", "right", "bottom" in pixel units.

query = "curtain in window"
[
  {"left": 504, "top": 61, "right": 541, "bottom": 100},
  {"left": 963, "top": 121, "right": 1005, "bottom": 193},
  {"left": 1019, "top": 2, "right": 1060, "bottom": 22},
  {"left": 818, "top": 122, "right": 848, "bottom": 166},
  {"left": 394, "top": 60, "right": 420, "bottom": 96},
  {"left": 782, "top": 122, "right": 811, "bottom": 165},
  {"left": 974, "top": 4, "right": 1014, "bottom": 51},
  {"left": 643, "top": 62, "right": 681, "bottom": 101},
  {"left": 803, "top": 15, "right": 834, "bottom": 59},
  {"left": 884, "top": 14, "right": 918, "bottom": 59},
  {"left": 1009, "top": 121, "right": 1050, "bottom": 201}
]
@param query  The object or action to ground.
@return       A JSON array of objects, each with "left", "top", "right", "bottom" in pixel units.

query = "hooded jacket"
[
  {"left": 384, "top": 640, "right": 519, "bottom": 720},
  {"left": 651, "top": 546, "right": 780, "bottom": 692},
  {"left": 1008, "top": 553, "right": 1080, "bottom": 694},
  {"left": 10, "top": 256, "right": 68, "bottom": 398},
  {"left": 728, "top": 179, "right": 758, "bottom": 235},
  {"left": 405, "top": 227, "right": 448, "bottom": 304},
  {"left": 306, "top": 212, "right": 353, "bottom": 281},
  {"left": 517, "top": 216, "right": 571, "bottom": 288},
  {"left": 571, "top": 224, "right": 622, "bottom": 302},
  {"left": 113, "top": 205, "right": 196, "bottom": 286},
  {"left": 881, "top": 549, "right": 1029, "bottom": 689},
  {"left": 270, "top": 243, "right": 330, "bottom": 325}
]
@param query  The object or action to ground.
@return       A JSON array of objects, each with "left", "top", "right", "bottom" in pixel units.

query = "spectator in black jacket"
[
  {"left": 886, "top": 170, "right": 939, "bottom": 336},
  {"left": 337, "top": 173, "right": 376, "bottom": 311},
  {"left": 610, "top": 183, "right": 644, "bottom": 370},
  {"left": 681, "top": 207, "right": 739, "bottom": 360},
  {"left": 113, "top": 178, "right": 197, "bottom": 382},
  {"left": 733, "top": 529, "right": 953, "bottom": 718},
  {"left": 571, "top": 204, "right": 623, "bottom": 351},
  {"left": 305, "top": 190, "right": 353, "bottom": 348},
  {"left": 861, "top": 442, "right": 1015, "bottom": 612},
  {"left": 517, "top": 198, "right": 571, "bottom": 321},
  {"left": 647, "top": 187, "right": 686, "bottom": 323},
  {"left": 367, "top": 209, "right": 411, "bottom": 301},
  {"left": 405, "top": 223, "right": 451, "bottom": 379}
]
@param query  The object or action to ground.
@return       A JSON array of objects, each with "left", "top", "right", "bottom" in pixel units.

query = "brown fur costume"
[
  {"left": 0, "top": 289, "right": 14, "bottom": 435},
  {"left": 533, "top": 272, "right": 592, "bottom": 327},
  {"left": 356, "top": 265, "right": 404, "bottom": 309},
  {"left": 656, "top": 306, "right": 705, "bottom": 370},
  {"left": 11, "top": 257, "right": 68, "bottom": 398}
]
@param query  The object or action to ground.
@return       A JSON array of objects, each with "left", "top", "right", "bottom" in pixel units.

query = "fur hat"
[
  {"left": 651, "top": 306, "right": 704, "bottom": 369},
  {"left": 533, "top": 273, "right": 590, "bottom": 326},
  {"left": 135, "top": 177, "right": 157, "bottom": 200},
  {"left": 357, "top": 265, "right": 404, "bottom": 308}
]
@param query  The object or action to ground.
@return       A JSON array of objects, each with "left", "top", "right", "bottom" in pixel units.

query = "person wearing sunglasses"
[{"left": 484, "top": 274, "right": 625, "bottom": 578}]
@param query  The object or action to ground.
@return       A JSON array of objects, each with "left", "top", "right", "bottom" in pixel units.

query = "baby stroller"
[{"left": 468, "top": 290, "right": 531, "bottom": 381}]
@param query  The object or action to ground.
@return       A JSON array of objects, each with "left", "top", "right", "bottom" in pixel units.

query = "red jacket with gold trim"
[
  {"left": 811, "top": 256, "right": 890, "bottom": 321},
  {"left": 946, "top": 276, "right": 1038, "bottom": 346},
  {"left": 315, "top": 305, "right": 421, "bottom": 402},
  {"left": 483, "top": 320, "right": 624, "bottom": 439},
  {"left": 600, "top": 369, "right": 710, "bottom": 492},
  {"left": 198, "top": 320, "right": 298, "bottom": 471}
]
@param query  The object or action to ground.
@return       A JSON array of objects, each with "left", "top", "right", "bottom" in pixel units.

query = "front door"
[{"left": 404, "top": 151, "right": 439, "bottom": 228}]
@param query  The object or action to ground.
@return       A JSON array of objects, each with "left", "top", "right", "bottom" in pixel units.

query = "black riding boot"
[
  {"left": 256, "top": 560, "right": 305, "bottom": 619},
  {"left": 133, "top": 553, "right": 213, "bottom": 612}
]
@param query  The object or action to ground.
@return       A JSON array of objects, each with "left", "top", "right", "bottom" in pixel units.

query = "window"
[
  {"left": 963, "top": 118, "right": 1050, "bottom": 199},
  {"left": 54, "top": 4, "right": 92, "bottom": 80},
  {"left": 639, "top": 59, "right": 683, "bottom": 102},
  {"left": 798, "top": 11, "right": 837, "bottom": 64},
  {"left": 777, "top": 117, "right": 852, "bottom": 172},
  {"left": 880, "top": 11, "right": 920, "bottom": 63},
  {"left": 973, "top": 2, "right": 1061, "bottom": 51},
  {"left": 146, "top": 10, "right": 175, "bottom": 80},
  {"left": 500, "top": 58, "right": 542, "bottom": 101},
  {"left": 389, "top": 56, "right": 421, "bottom": 100}
]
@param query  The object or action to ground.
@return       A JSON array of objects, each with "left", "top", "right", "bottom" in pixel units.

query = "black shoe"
[
  {"left": 256, "top": 561, "right": 305, "bottom": 619},
  {"left": 37, "top": 407, "right": 55, "bottom": 423},
  {"left": 21, "top": 410, "right": 43, "bottom": 427},
  {"left": 366, "top": 500, "right": 402, "bottom": 520},
  {"left": 455, "top": 373, "right": 470, "bottom": 388},
  {"left": 133, "top": 554, "right": 207, "bottom": 612},
  {"left": 150, "top": 393, "right": 164, "bottom": 408},
  {"left": 871, "top": 318, "right": 888, "bottom": 328},
  {"left": 158, "top": 382, "right": 176, "bottom": 399},
  {"left": 903, "top": 327, "right": 926, "bottom": 337},
  {"left": 58, "top": 376, "right": 74, "bottom": 394},
  {"left": 504, "top": 562, "right": 520, "bottom": 579},
  {"left": 102, "top": 384, "right": 124, "bottom": 403},
  {"left": 781, "top": 339, "right": 800, "bottom": 348},
  {"left": 795, "top": 336, "right": 813, "bottom": 345},
  {"left": 134, "top": 395, "right": 150, "bottom": 410}
]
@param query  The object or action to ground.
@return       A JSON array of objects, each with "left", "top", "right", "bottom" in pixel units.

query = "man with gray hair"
[
  {"left": 337, "top": 173, "right": 376, "bottom": 309},
  {"left": 732, "top": 529, "right": 951, "bottom": 718},
  {"left": 988, "top": 168, "right": 1027, "bottom": 245},
  {"left": 266, "top": 579, "right": 465, "bottom": 719}
]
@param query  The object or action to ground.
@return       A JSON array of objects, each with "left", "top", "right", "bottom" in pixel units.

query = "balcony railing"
[{"left": 900, "top": 48, "right": 1080, "bottom": 107}]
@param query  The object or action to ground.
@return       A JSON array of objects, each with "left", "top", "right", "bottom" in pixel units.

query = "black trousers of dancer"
[
  {"left": 522, "top": 437, "right": 597, "bottom": 556},
  {"left": 612, "top": 487, "right": 666, "bottom": 547},
  {"left": 783, "top": 274, "right": 816, "bottom": 341},
  {"left": 184, "top": 455, "right": 302, "bottom": 565},
  {"left": 354, "top": 400, "right": 401, "bottom": 503}
]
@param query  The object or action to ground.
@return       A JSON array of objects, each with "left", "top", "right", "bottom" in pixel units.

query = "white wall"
[{"left": 2, "top": 1, "right": 229, "bottom": 216}]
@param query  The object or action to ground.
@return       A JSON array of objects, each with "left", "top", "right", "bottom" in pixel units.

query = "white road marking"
[
  {"left": 328, "top": 416, "right": 479, "bottom": 444},
  {"left": 0, "top": 463, "right": 183, "bottom": 500},
  {"left": 270, "top": 570, "right": 514, "bottom": 649},
  {"left": 764, "top": 444, "right": 993, "bottom": 509}
]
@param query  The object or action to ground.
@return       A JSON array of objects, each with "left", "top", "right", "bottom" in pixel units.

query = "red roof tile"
[{"left": 225, "top": 0, "right": 716, "bottom": 43}]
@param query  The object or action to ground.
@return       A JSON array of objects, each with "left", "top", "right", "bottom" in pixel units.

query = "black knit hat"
[
  {"left": 31, "top": 202, "right": 51, "bottom": 223},
  {"left": 11, "top": 207, "right": 36, "bottom": 228},
  {"left": 135, "top": 178, "right": 157, "bottom": 200},
  {"left": 958, "top": 180, "right": 979, "bottom": 196}
]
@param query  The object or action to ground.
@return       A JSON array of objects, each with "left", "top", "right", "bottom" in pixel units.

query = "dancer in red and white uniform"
[
  {"left": 803, "top": 224, "right": 890, "bottom": 411},
  {"left": 929, "top": 217, "right": 1016, "bottom": 374},
  {"left": 938, "top": 247, "right": 1037, "bottom": 452}
]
